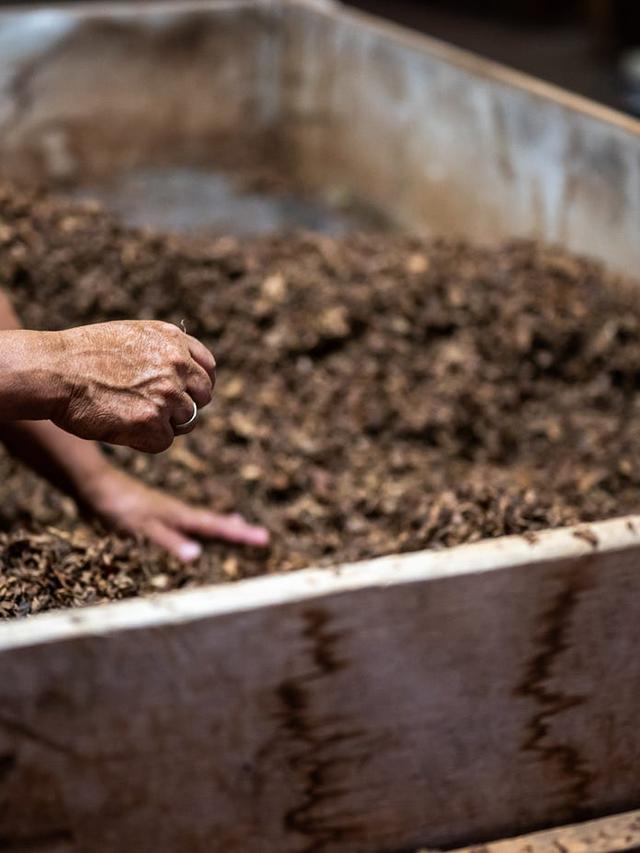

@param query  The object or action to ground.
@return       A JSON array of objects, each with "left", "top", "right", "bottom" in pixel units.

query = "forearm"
[
  {"left": 0, "top": 292, "right": 67, "bottom": 420},
  {"left": 0, "top": 290, "right": 112, "bottom": 502},
  {"left": 0, "top": 329, "right": 66, "bottom": 420},
  {"left": 0, "top": 419, "right": 111, "bottom": 504}
]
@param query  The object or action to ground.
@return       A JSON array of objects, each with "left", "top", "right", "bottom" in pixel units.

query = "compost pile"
[{"left": 1, "top": 182, "right": 640, "bottom": 618}]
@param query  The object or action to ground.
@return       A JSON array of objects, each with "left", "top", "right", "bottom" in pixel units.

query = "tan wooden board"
[
  {"left": 445, "top": 808, "right": 640, "bottom": 852},
  {"left": 1, "top": 516, "right": 640, "bottom": 851}
]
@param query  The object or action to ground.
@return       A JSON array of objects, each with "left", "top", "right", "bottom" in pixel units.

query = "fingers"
[
  {"left": 128, "top": 419, "right": 174, "bottom": 455},
  {"left": 171, "top": 394, "right": 198, "bottom": 433},
  {"left": 186, "top": 334, "right": 216, "bottom": 382},
  {"left": 145, "top": 519, "right": 202, "bottom": 562},
  {"left": 166, "top": 325, "right": 216, "bottom": 412},
  {"left": 170, "top": 359, "right": 213, "bottom": 430},
  {"left": 147, "top": 509, "right": 270, "bottom": 562},
  {"left": 177, "top": 507, "right": 270, "bottom": 548},
  {"left": 184, "top": 362, "right": 213, "bottom": 409}
]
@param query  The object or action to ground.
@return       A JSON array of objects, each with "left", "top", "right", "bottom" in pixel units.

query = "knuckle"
[
  {"left": 190, "top": 379, "right": 212, "bottom": 407},
  {"left": 206, "top": 355, "right": 217, "bottom": 378},
  {"left": 158, "top": 320, "right": 181, "bottom": 337},
  {"left": 203, "top": 346, "right": 216, "bottom": 370},
  {"left": 198, "top": 372, "right": 213, "bottom": 393},
  {"left": 158, "top": 377, "right": 180, "bottom": 398},
  {"left": 174, "top": 403, "right": 193, "bottom": 423},
  {"left": 144, "top": 320, "right": 164, "bottom": 338},
  {"left": 136, "top": 402, "right": 162, "bottom": 428},
  {"left": 170, "top": 347, "right": 189, "bottom": 369},
  {"left": 198, "top": 386, "right": 213, "bottom": 406}
]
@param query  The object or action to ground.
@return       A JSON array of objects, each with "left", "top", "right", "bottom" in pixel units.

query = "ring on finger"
[{"left": 173, "top": 399, "right": 198, "bottom": 434}]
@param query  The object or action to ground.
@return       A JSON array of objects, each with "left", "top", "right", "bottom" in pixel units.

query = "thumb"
[{"left": 145, "top": 519, "right": 202, "bottom": 563}]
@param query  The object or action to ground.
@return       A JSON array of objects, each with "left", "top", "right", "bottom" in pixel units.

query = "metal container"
[{"left": 1, "top": 2, "right": 640, "bottom": 851}]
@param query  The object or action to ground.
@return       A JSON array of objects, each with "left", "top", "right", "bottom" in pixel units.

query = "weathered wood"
[
  {"left": 1, "top": 517, "right": 640, "bottom": 851},
  {"left": 447, "top": 808, "right": 640, "bottom": 852}
]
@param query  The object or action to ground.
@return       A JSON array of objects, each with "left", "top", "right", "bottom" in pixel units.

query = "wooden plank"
[
  {"left": 1, "top": 516, "right": 640, "bottom": 851},
  {"left": 446, "top": 808, "right": 640, "bottom": 852}
]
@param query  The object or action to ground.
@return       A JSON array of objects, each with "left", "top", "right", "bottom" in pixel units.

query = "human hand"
[
  {"left": 83, "top": 467, "right": 269, "bottom": 561},
  {"left": 48, "top": 321, "right": 215, "bottom": 453}
]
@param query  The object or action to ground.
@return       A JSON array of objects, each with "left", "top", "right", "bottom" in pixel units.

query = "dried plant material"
[
  {"left": 406, "top": 253, "right": 429, "bottom": 275},
  {"left": 572, "top": 528, "right": 599, "bottom": 548},
  {"left": 222, "top": 557, "right": 239, "bottom": 579},
  {"left": 261, "top": 272, "right": 287, "bottom": 301},
  {"left": 1, "top": 182, "right": 640, "bottom": 619}
]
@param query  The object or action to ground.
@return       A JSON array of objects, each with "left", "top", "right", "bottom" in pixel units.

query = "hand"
[
  {"left": 49, "top": 321, "right": 215, "bottom": 453},
  {"left": 82, "top": 467, "right": 269, "bottom": 561}
]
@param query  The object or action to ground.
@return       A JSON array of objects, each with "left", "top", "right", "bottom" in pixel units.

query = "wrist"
[
  {"left": 0, "top": 329, "right": 74, "bottom": 421},
  {"left": 70, "top": 452, "right": 114, "bottom": 496},
  {"left": 73, "top": 463, "right": 128, "bottom": 514},
  {"left": 40, "top": 330, "right": 78, "bottom": 421}
]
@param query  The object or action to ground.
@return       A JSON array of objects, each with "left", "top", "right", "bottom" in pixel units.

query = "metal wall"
[
  {"left": 283, "top": 2, "right": 640, "bottom": 275},
  {"left": 0, "top": 0, "right": 639, "bottom": 274}
]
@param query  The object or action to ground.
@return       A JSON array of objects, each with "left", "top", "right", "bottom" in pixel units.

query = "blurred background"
[
  {"left": 2, "top": 1, "right": 640, "bottom": 115},
  {"left": 346, "top": 0, "right": 640, "bottom": 115}
]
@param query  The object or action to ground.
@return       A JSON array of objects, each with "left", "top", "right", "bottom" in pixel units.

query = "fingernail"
[
  {"left": 179, "top": 541, "right": 202, "bottom": 562},
  {"left": 251, "top": 528, "right": 270, "bottom": 547}
]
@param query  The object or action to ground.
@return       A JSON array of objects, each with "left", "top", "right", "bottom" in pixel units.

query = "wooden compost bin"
[{"left": 1, "top": 1, "right": 640, "bottom": 851}]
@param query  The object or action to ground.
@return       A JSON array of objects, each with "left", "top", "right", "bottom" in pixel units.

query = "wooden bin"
[{"left": 1, "top": 2, "right": 640, "bottom": 850}]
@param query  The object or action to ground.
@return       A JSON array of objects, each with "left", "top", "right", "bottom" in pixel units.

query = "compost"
[{"left": 1, "top": 182, "right": 640, "bottom": 618}]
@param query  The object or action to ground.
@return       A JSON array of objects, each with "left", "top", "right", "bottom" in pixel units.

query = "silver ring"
[{"left": 173, "top": 399, "right": 198, "bottom": 434}]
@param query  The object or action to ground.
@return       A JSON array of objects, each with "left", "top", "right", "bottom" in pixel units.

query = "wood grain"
[{"left": 1, "top": 517, "right": 640, "bottom": 851}]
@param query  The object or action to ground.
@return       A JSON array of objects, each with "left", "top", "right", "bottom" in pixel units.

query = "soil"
[{"left": 1, "top": 182, "right": 640, "bottom": 618}]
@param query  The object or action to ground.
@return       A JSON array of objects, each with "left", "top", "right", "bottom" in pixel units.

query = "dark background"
[{"left": 348, "top": 1, "right": 640, "bottom": 115}]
